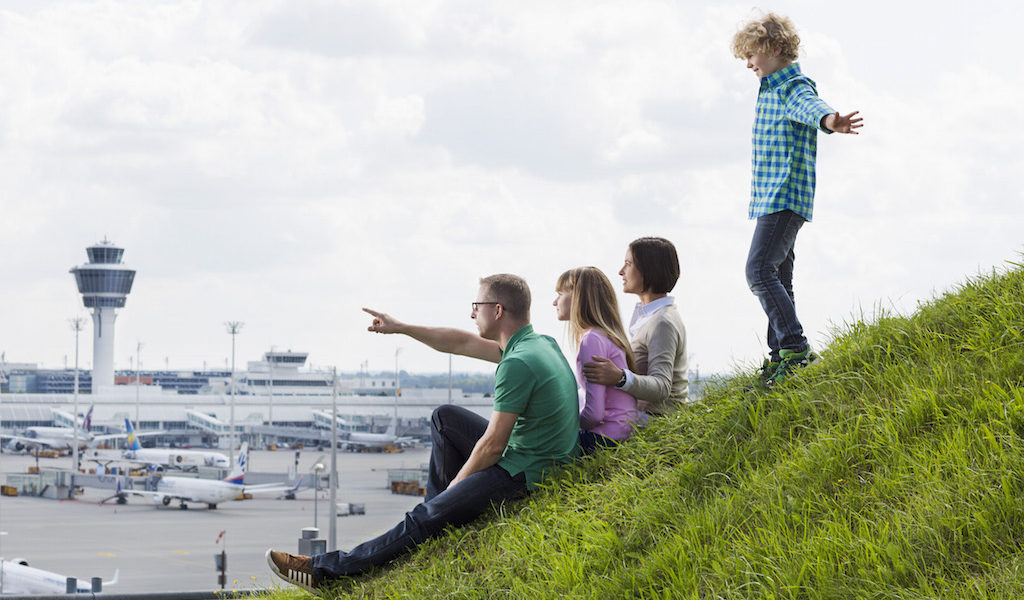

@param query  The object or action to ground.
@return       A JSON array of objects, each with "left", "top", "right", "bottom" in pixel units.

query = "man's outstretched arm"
[
  {"left": 363, "top": 308, "right": 502, "bottom": 363},
  {"left": 450, "top": 410, "right": 518, "bottom": 487}
]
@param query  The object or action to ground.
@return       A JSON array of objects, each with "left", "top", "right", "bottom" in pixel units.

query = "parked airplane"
[
  {"left": 2, "top": 407, "right": 161, "bottom": 453},
  {"left": 102, "top": 443, "right": 300, "bottom": 509},
  {"left": 85, "top": 419, "right": 229, "bottom": 471},
  {"left": 0, "top": 557, "right": 118, "bottom": 595},
  {"left": 339, "top": 417, "right": 415, "bottom": 449}
]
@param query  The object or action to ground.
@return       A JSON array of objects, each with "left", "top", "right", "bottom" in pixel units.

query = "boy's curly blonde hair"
[{"left": 731, "top": 12, "right": 800, "bottom": 62}]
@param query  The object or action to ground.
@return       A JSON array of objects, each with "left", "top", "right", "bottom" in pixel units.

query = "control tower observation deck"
[{"left": 70, "top": 240, "right": 136, "bottom": 390}]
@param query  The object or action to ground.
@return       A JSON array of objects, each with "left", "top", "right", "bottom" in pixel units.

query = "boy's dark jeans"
[
  {"left": 311, "top": 405, "right": 528, "bottom": 580},
  {"left": 745, "top": 209, "right": 809, "bottom": 361}
]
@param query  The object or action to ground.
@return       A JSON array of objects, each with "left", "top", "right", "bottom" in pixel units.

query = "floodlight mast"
[
  {"left": 135, "top": 342, "right": 143, "bottom": 428},
  {"left": 329, "top": 366, "right": 339, "bottom": 552},
  {"left": 69, "top": 317, "right": 86, "bottom": 481},
  {"left": 225, "top": 321, "right": 244, "bottom": 465},
  {"left": 394, "top": 347, "right": 402, "bottom": 425}
]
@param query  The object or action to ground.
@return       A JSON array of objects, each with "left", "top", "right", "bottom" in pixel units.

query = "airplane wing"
[
  {"left": 1, "top": 434, "right": 61, "bottom": 449},
  {"left": 342, "top": 438, "right": 396, "bottom": 448},
  {"left": 120, "top": 488, "right": 201, "bottom": 505},
  {"left": 91, "top": 430, "right": 166, "bottom": 445},
  {"left": 91, "top": 456, "right": 174, "bottom": 472},
  {"left": 244, "top": 480, "right": 304, "bottom": 495},
  {"left": 89, "top": 433, "right": 128, "bottom": 445}
]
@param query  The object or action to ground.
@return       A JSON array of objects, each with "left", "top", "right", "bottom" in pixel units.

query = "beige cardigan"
[{"left": 622, "top": 303, "right": 689, "bottom": 414}]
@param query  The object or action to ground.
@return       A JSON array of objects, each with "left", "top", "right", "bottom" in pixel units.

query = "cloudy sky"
[{"left": 1, "top": 1, "right": 1020, "bottom": 379}]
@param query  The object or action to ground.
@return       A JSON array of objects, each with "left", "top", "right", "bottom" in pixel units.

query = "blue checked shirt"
[{"left": 749, "top": 62, "right": 834, "bottom": 221}]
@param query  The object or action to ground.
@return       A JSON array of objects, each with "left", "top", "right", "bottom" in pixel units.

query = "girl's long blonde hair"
[{"left": 557, "top": 267, "right": 636, "bottom": 372}]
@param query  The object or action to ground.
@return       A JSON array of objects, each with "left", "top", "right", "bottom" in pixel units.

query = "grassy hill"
[{"left": 268, "top": 262, "right": 1024, "bottom": 599}]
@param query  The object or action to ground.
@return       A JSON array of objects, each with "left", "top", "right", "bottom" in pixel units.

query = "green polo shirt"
[{"left": 494, "top": 324, "right": 580, "bottom": 489}]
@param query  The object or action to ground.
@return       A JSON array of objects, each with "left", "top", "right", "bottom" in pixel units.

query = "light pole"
[
  {"left": 69, "top": 318, "right": 85, "bottom": 476},
  {"left": 267, "top": 352, "right": 274, "bottom": 432},
  {"left": 394, "top": 347, "right": 401, "bottom": 429},
  {"left": 311, "top": 460, "right": 325, "bottom": 530},
  {"left": 135, "top": 342, "right": 143, "bottom": 429},
  {"left": 329, "top": 367, "right": 338, "bottom": 551},
  {"left": 225, "top": 321, "right": 244, "bottom": 465}
]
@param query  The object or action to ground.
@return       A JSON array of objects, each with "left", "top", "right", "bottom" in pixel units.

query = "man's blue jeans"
[
  {"left": 311, "top": 405, "right": 528, "bottom": 580},
  {"left": 745, "top": 209, "right": 809, "bottom": 361}
]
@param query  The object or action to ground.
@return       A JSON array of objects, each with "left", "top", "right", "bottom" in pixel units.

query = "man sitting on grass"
[{"left": 267, "top": 273, "right": 580, "bottom": 592}]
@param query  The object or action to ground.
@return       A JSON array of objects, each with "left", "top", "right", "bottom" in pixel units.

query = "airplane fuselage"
[
  {"left": 0, "top": 560, "right": 95, "bottom": 594},
  {"left": 88, "top": 447, "right": 229, "bottom": 469},
  {"left": 129, "top": 448, "right": 229, "bottom": 469},
  {"left": 151, "top": 477, "right": 243, "bottom": 508},
  {"left": 4, "top": 427, "right": 84, "bottom": 451}
]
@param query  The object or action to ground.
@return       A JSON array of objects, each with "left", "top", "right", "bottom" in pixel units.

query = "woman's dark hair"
[{"left": 629, "top": 237, "right": 680, "bottom": 294}]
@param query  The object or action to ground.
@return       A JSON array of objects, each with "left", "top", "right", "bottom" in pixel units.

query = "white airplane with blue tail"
[
  {"left": 85, "top": 419, "right": 230, "bottom": 471},
  {"left": 102, "top": 443, "right": 301, "bottom": 509}
]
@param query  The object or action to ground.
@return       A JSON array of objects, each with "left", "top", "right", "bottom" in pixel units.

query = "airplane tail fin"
[
  {"left": 384, "top": 416, "right": 397, "bottom": 437},
  {"left": 225, "top": 442, "right": 248, "bottom": 485},
  {"left": 124, "top": 418, "right": 141, "bottom": 451},
  {"left": 84, "top": 404, "right": 94, "bottom": 432},
  {"left": 105, "top": 569, "right": 119, "bottom": 587}
]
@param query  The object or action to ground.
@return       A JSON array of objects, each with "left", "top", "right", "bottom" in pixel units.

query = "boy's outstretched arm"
[{"left": 822, "top": 110, "right": 863, "bottom": 134}]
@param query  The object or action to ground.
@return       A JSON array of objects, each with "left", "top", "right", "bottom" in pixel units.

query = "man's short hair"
[
  {"left": 479, "top": 274, "right": 531, "bottom": 322},
  {"left": 629, "top": 237, "right": 680, "bottom": 295},
  {"left": 731, "top": 12, "right": 800, "bottom": 62}
]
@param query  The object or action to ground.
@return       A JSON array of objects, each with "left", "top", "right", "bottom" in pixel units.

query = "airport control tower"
[{"left": 70, "top": 240, "right": 136, "bottom": 390}]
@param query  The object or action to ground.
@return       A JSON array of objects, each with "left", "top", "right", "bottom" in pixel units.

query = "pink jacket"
[{"left": 576, "top": 329, "right": 638, "bottom": 441}]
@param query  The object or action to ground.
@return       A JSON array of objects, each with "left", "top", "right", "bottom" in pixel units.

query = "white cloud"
[{"left": 0, "top": 1, "right": 1021, "bottom": 378}]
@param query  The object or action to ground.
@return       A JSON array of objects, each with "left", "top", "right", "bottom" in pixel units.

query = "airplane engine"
[
  {"left": 174, "top": 455, "right": 185, "bottom": 464},
  {"left": 11, "top": 558, "right": 29, "bottom": 566}
]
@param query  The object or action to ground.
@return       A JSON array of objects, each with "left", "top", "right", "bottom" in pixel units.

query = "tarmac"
[{"left": 0, "top": 447, "right": 430, "bottom": 594}]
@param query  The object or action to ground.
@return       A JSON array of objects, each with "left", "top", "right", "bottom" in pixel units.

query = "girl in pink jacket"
[{"left": 553, "top": 267, "right": 638, "bottom": 454}]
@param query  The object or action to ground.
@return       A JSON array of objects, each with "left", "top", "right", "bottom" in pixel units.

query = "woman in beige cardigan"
[{"left": 582, "top": 237, "right": 688, "bottom": 416}]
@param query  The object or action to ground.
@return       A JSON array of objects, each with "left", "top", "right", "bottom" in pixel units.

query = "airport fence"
[{"left": 1, "top": 591, "right": 260, "bottom": 600}]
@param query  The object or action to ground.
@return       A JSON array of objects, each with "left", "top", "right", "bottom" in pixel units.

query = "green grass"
[{"left": 266, "top": 260, "right": 1024, "bottom": 599}]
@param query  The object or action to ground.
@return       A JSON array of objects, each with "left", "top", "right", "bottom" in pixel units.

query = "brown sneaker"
[{"left": 266, "top": 549, "right": 318, "bottom": 594}]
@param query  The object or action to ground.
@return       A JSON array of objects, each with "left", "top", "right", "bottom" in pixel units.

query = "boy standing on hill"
[{"left": 732, "top": 12, "right": 863, "bottom": 385}]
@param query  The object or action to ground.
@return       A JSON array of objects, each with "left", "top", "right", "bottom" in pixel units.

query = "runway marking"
[
  {"left": 98, "top": 552, "right": 116, "bottom": 557},
  {"left": 172, "top": 550, "right": 190, "bottom": 555}
]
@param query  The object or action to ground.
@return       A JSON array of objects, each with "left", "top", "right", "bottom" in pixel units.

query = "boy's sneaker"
[
  {"left": 267, "top": 549, "right": 319, "bottom": 594},
  {"left": 766, "top": 348, "right": 814, "bottom": 387},
  {"left": 744, "top": 358, "right": 781, "bottom": 392},
  {"left": 759, "top": 358, "right": 781, "bottom": 383}
]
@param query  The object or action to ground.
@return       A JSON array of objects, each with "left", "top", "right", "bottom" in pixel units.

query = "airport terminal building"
[{"left": 0, "top": 351, "right": 492, "bottom": 449}]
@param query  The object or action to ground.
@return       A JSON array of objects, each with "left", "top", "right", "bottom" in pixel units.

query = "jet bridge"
[{"left": 185, "top": 410, "right": 228, "bottom": 434}]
